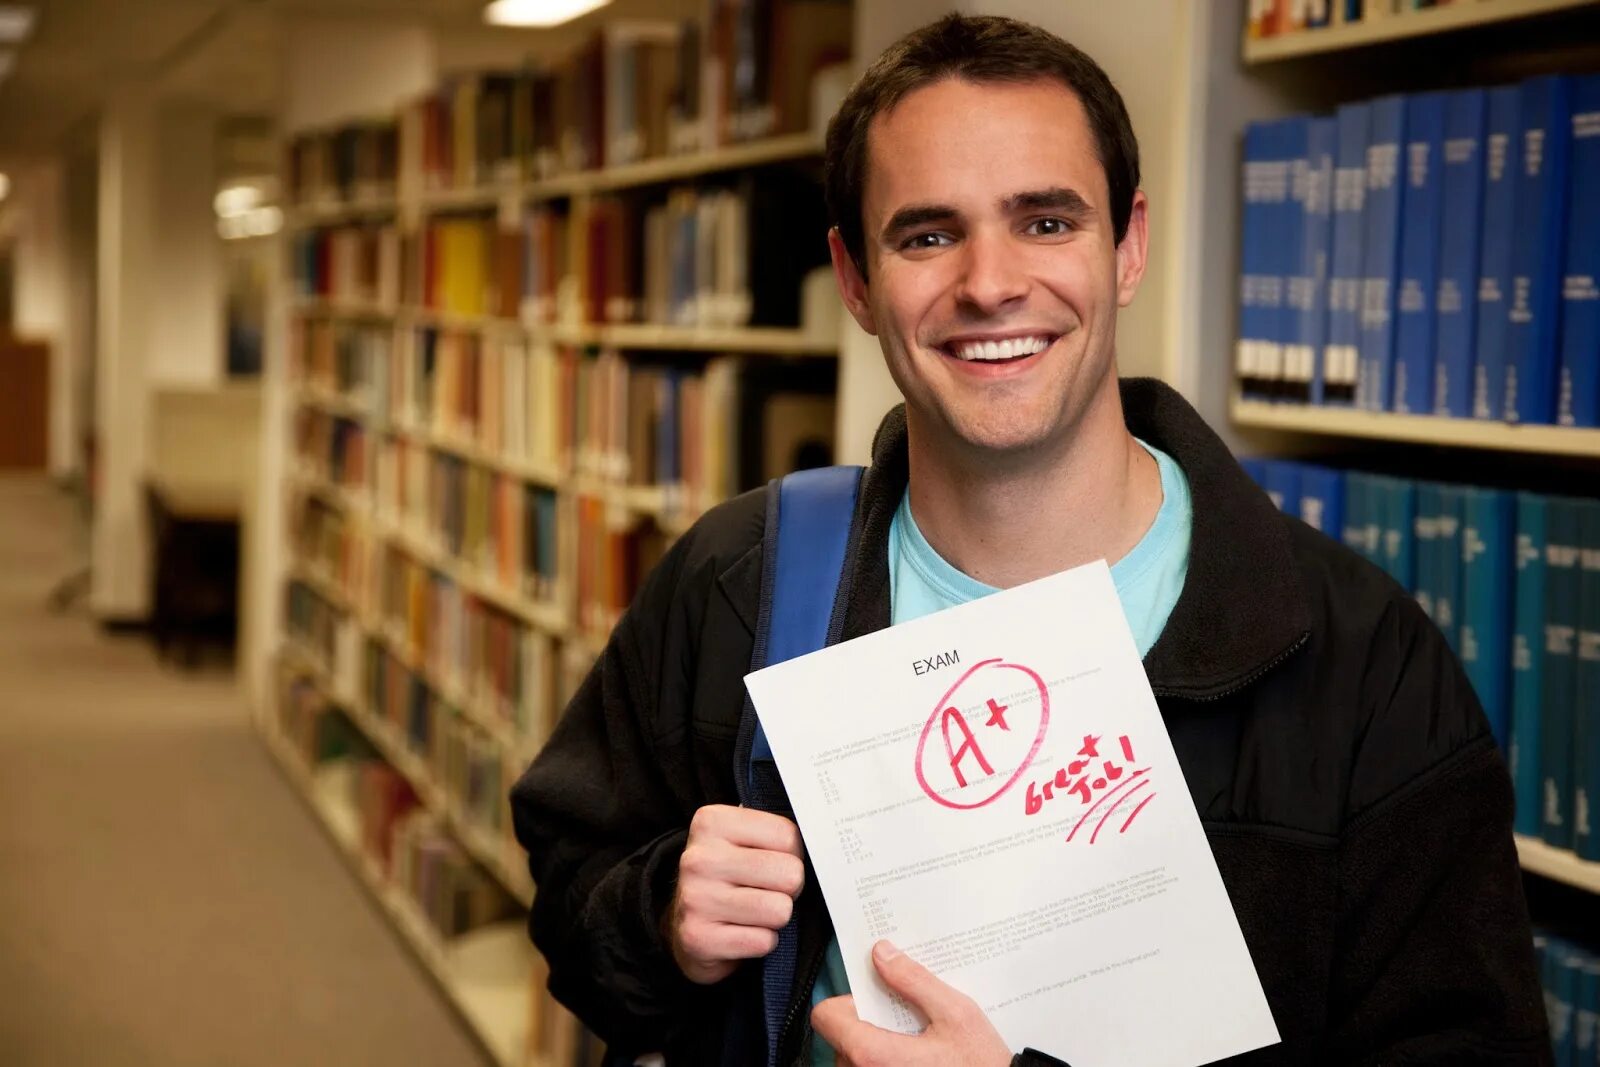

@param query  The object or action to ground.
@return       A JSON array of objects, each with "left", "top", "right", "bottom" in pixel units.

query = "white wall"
[
  {"left": 93, "top": 87, "right": 158, "bottom": 619},
  {"left": 148, "top": 105, "right": 222, "bottom": 386},
  {"left": 281, "top": 19, "right": 436, "bottom": 133}
]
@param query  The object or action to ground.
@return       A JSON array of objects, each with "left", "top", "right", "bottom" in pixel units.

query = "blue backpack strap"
[{"left": 743, "top": 464, "right": 864, "bottom": 1067}]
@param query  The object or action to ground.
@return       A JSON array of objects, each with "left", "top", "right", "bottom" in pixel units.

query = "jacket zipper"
[
  {"left": 777, "top": 938, "right": 827, "bottom": 1065},
  {"left": 1152, "top": 630, "right": 1311, "bottom": 704}
]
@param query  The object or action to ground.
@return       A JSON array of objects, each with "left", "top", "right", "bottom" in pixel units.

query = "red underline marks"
[
  {"left": 1065, "top": 767, "right": 1150, "bottom": 842},
  {"left": 1120, "top": 791, "right": 1156, "bottom": 834},
  {"left": 1090, "top": 778, "right": 1150, "bottom": 844}
]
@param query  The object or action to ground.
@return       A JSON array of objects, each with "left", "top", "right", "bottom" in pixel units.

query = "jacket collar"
[{"left": 840, "top": 377, "right": 1311, "bottom": 700}]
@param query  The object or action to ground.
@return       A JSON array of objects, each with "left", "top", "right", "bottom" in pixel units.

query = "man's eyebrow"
[
  {"left": 1001, "top": 187, "right": 1094, "bottom": 218},
  {"left": 879, "top": 203, "right": 959, "bottom": 244}
]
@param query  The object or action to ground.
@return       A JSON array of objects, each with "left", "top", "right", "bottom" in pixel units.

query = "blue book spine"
[
  {"left": 1382, "top": 476, "right": 1418, "bottom": 591},
  {"left": 1240, "top": 456, "right": 1270, "bottom": 492},
  {"left": 1360, "top": 95, "right": 1407, "bottom": 411},
  {"left": 1507, "top": 75, "right": 1575, "bottom": 425},
  {"left": 1559, "top": 76, "right": 1600, "bottom": 428},
  {"left": 1461, "top": 488, "right": 1516, "bottom": 751},
  {"left": 1553, "top": 948, "right": 1582, "bottom": 1063},
  {"left": 1394, "top": 92, "right": 1447, "bottom": 415},
  {"left": 1266, "top": 119, "right": 1301, "bottom": 399},
  {"left": 1264, "top": 459, "right": 1303, "bottom": 518},
  {"left": 1238, "top": 122, "right": 1274, "bottom": 400},
  {"left": 1300, "top": 117, "right": 1337, "bottom": 405},
  {"left": 1576, "top": 957, "right": 1600, "bottom": 1064},
  {"left": 1433, "top": 89, "right": 1487, "bottom": 417},
  {"left": 1576, "top": 501, "right": 1600, "bottom": 861},
  {"left": 1513, "top": 493, "right": 1549, "bottom": 836},
  {"left": 1298, "top": 465, "right": 1345, "bottom": 537},
  {"left": 1414, "top": 482, "right": 1441, "bottom": 620},
  {"left": 1473, "top": 87, "right": 1522, "bottom": 421},
  {"left": 1541, "top": 496, "right": 1582, "bottom": 849},
  {"left": 1362, "top": 474, "right": 1386, "bottom": 567},
  {"left": 1325, "top": 103, "right": 1371, "bottom": 407},
  {"left": 1436, "top": 485, "right": 1464, "bottom": 654},
  {"left": 1342, "top": 471, "right": 1370, "bottom": 558}
]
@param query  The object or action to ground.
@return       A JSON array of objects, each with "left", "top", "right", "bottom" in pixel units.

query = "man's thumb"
[{"left": 870, "top": 941, "right": 960, "bottom": 1020}]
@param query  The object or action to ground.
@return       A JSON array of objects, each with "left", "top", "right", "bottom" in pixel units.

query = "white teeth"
[{"left": 949, "top": 335, "right": 1052, "bottom": 361}]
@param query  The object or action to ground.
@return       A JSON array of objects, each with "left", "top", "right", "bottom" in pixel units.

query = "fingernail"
[{"left": 872, "top": 940, "right": 901, "bottom": 963}]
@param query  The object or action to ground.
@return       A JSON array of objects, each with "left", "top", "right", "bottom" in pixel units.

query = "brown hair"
[{"left": 823, "top": 13, "right": 1141, "bottom": 278}]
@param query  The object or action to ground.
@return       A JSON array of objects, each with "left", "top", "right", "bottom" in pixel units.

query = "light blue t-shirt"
[{"left": 806, "top": 440, "right": 1192, "bottom": 1065}]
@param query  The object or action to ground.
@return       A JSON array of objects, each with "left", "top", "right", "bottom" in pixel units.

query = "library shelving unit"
[
  {"left": 261, "top": 30, "right": 850, "bottom": 1058},
  {"left": 1223, "top": 3, "right": 1600, "bottom": 907}
]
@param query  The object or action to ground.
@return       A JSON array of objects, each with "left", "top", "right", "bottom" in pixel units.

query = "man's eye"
[
  {"left": 903, "top": 232, "right": 951, "bottom": 250},
  {"left": 1026, "top": 217, "right": 1071, "bottom": 237}
]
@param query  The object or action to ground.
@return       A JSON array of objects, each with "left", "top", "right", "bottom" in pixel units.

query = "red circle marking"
[{"left": 914, "top": 657, "right": 1051, "bottom": 810}]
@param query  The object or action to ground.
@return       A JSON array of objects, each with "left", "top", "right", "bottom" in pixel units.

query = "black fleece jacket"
[{"left": 510, "top": 378, "right": 1550, "bottom": 1066}]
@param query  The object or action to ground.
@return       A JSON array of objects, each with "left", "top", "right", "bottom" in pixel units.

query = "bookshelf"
[
  {"left": 1231, "top": 397, "right": 1600, "bottom": 458},
  {"left": 1243, "top": 0, "right": 1600, "bottom": 64},
  {"left": 1516, "top": 834, "right": 1600, "bottom": 896}
]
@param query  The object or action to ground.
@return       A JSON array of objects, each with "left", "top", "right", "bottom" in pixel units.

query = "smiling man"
[{"left": 511, "top": 14, "right": 1549, "bottom": 1067}]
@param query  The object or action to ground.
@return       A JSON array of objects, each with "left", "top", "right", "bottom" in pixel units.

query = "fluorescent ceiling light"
[
  {"left": 0, "top": 6, "right": 34, "bottom": 44},
  {"left": 484, "top": 0, "right": 611, "bottom": 28},
  {"left": 214, "top": 183, "right": 263, "bottom": 219}
]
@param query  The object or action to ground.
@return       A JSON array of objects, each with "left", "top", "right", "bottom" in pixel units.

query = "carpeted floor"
[{"left": 0, "top": 475, "right": 487, "bottom": 1066}]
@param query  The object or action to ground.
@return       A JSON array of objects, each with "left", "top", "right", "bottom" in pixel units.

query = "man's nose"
[{"left": 954, "top": 229, "right": 1029, "bottom": 314}]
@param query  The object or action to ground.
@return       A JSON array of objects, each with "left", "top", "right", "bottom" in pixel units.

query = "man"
[{"left": 511, "top": 14, "right": 1549, "bottom": 1066}]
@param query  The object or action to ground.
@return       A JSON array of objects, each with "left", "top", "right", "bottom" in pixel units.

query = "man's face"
[{"left": 832, "top": 76, "right": 1147, "bottom": 460}]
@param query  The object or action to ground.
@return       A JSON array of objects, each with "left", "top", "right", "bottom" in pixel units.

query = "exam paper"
[{"left": 744, "top": 561, "right": 1279, "bottom": 1067}]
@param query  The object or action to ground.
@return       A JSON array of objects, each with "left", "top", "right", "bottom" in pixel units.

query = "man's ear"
[
  {"left": 828, "top": 227, "right": 877, "bottom": 336},
  {"left": 1114, "top": 190, "right": 1149, "bottom": 309}
]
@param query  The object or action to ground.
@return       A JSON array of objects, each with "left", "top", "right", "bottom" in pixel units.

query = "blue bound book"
[
  {"left": 1413, "top": 482, "right": 1441, "bottom": 621},
  {"left": 1512, "top": 493, "right": 1548, "bottom": 836},
  {"left": 1325, "top": 103, "right": 1371, "bottom": 407},
  {"left": 1552, "top": 947, "right": 1583, "bottom": 1063},
  {"left": 1576, "top": 500, "right": 1600, "bottom": 861},
  {"left": 1266, "top": 119, "right": 1303, "bottom": 400},
  {"left": 1435, "top": 484, "right": 1463, "bottom": 654},
  {"left": 1238, "top": 121, "right": 1274, "bottom": 400},
  {"left": 1393, "top": 92, "right": 1447, "bottom": 415},
  {"left": 1433, "top": 89, "right": 1487, "bottom": 418},
  {"left": 1473, "top": 87, "right": 1522, "bottom": 422},
  {"left": 1297, "top": 117, "right": 1337, "bottom": 405},
  {"left": 1360, "top": 95, "right": 1407, "bottom": 411},
  {"left": 1298, "top": 465, "right": 1345, "bottom": 538},
  {"left": 1263, "top": 459, "right": 1303, "bottom": 516},
  {"left": 1506, "top": 75, "right": 1575, "bottom": 425},
  {"left": 1461, "top": 488, "right": 1516, "bottom": 751},
  {"left": 1541, "top": 495, "right": 1583, "bottom": 849},
  {"left": 1382, "top": 476, "right": 1418, "bottom": 592},
  {"left": 1559, "top": 75, "right": 1600, "bottom": 428},
  {"left": 1342, "top": 471, "right": 1372, "bottom": 561},
  {"left": 1577, "top": 955, "right": 1600, "bottom": 1064},
  {"left": 1240, "top": 456, "right": 1270, "bottom": 493}
]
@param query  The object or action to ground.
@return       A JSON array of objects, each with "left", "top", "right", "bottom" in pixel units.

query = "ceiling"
[{"left": 0, "top": 0, "right": 700, "bottom": 160}]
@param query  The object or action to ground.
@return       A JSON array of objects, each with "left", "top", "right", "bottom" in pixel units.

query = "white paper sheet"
[{"left": 744, "top": 561, "right": 1279, "bottom": 1067}]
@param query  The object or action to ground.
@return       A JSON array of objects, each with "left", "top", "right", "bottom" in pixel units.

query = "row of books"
[
  {"left": 1247, "top": 0, "right": 1492, "bottom": 39},
  {"left": 1237, "top": 74, "right": 1600, "bottom": 427},
  {"left": 575, "top": 495, "right": 671, "bottom": 640},
  {"left": 292, "top": 173, "right": 828, "bottom": 331},
  {"left": 1246, "top": 458, "right": 1600, "bottom": 857},
  {"left": 285, "top": 579, "right": 363, "bottom": 697},
  {"left": 1536, "top": 932, "right": 1600, "bottom": 1063},
  {"left": 288, "top": 0, "right": 852, "bottom": 205}
]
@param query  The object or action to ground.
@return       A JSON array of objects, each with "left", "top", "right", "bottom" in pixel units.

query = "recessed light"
[
  {"left": 0, "top": 6, "right": 35, "bottom": 44},
  {"left": 484, "top": 0, "right": 611, "bottom": 29}
]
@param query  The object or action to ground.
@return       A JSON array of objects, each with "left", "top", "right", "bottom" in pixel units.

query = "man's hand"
[
  {"left": 667, "top": 804, "right": 805, "bottom": 985},
  {"left": 811, "top": 941, "right": 1012, "bottom": 1067}
]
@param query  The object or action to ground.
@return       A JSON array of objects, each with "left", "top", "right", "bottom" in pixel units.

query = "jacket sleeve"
[
  {"left": 1329, "top": 595, "right": 1551, "bottom": 1064},
  {"left": 508, "top": 537, "right": 720, "bottom": 1054}
]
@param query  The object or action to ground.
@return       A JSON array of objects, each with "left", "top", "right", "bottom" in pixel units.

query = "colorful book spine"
[
  {"left": 1461, "top": 488, "right": 1516, "bottom": 750},
  {"left": 1473, "top": 87, "right": 1522, "bottom": 421},
  {"left": 1298, "top": 465, "right": 1345, "bottom": 538},
  {"left": 1324, "top": 103, "right": 1370, "bottom": 407},
  {"left": 1380, "top": 475, "right": 1417, "bottom": 590},
  {"left": 1433, "top": 89, "right": 1487, "bottom": 418},
  {"left": 1540, "top": 495, "right": 1582, "bottom": 848},
  {"left": 1576, "top": 501, "right": 1600, "bottom": 860},
  {"left": 1297, "top": 117, "right": 1337, "bottom": 404},
  {"left": 1359, "top": 95, "right": 1406, "bottom": 411},
  {"left": 1512, "top": 492, "right": 1548, "bottom": 836},
  {"left": 1393, "top": 92, "right": 1446, "bottom": 415},
  {"left": 1558, "top": 75, "right": 1600, "bottom": 428},
  {"left": 1506, "top": 75, "right": 1574, "bottom": 425}
]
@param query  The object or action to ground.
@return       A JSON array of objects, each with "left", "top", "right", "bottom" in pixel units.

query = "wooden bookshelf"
[
  {"left": 260, "top": 727, "right": 540, "bottom": 1067},
  {"left": 1516, "top": 835, "right": 1600, "bottom": 895},
  {"left": 1242, "top": 0, "right": 1600, "bottom": 63},
  {"left": 1231, "top": 397, "right": 1600, "bottom": 459},
  {"left": 286, "top": 194, "right": 400, "bottom": 229}
]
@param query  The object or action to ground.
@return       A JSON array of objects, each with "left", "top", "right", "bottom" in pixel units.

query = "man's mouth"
[{"left": 937, "top": 334, "right": 1058, "bottom": 364}]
